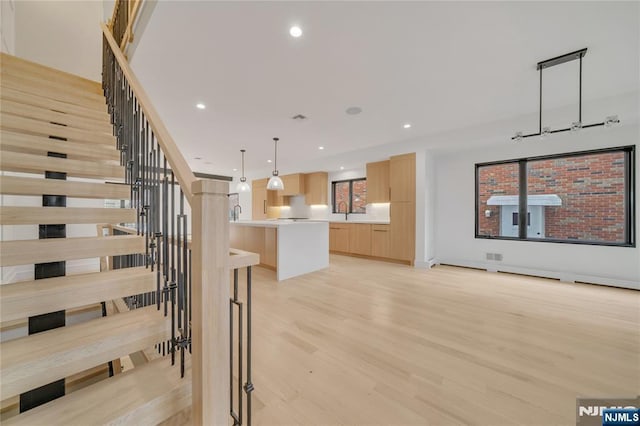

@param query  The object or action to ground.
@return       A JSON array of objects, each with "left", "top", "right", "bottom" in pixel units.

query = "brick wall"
[
  {"left": 334, "top": 182, "right": 350, "bottom": 212},
  {"left": 477, "top": 162, "right": 519, "bottom": 236},
  {"left": 477, "top": 151, "right": 626, "bottom": 242},
  {"left": 352, "top": 179, "right": 367, "bottom": 213},
  {"left": 333, "top": 179, "right": 367, "bottom": 213}
]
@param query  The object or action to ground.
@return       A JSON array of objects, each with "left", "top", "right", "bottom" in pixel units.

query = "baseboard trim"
[
  {"left": 414, "top": 259, "right": 437, "bottom": 269},
  {"left": 435, "top": 258, "right": 639, "bottom": 291},
  {"left": 329, "top": 251, "right": 412, "bottom": 266}
]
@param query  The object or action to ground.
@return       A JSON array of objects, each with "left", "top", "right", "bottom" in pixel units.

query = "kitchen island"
[{"left": 230, "top": 220, "right": 329, "bottom": 281}]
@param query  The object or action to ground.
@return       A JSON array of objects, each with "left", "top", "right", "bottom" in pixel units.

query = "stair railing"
[
  {"left": 102, "top": 22, "right": 233, "bottom": 425},
  {"left": 108, "top": 0, "right": 143, "bottom": 52}
]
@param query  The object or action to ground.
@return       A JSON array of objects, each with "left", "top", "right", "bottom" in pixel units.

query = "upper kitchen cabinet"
[
  {"left": 366, "top": 160, "right": 390, "bottom": 203},
  {"left": 304, "top": 172, "right": 328, "bottom": 205},
  {"left": 390, "top": 153, "right": 416, "bottom": 203},
  {"left": 280, "top": 173, "right": 305, "bottom": 196}
]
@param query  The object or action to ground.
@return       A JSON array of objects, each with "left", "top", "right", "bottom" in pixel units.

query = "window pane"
[
  {"left": 526, "top": 151, "right": 627, "bottom": 243},
  {"left": 334, "top": 182, "right": 350, "bottom": 213},
  {"left": 477, "top": 163, "right": 520, "bottom": 237},
  {"left": 351, "top": 180, "right": 367, "bottom": 213}
]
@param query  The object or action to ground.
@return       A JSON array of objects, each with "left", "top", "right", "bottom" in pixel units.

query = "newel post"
[{"left": 191, "top": 178, "right": 230, "bottom": 425}]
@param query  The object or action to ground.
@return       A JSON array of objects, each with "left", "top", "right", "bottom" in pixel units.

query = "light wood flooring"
[{"left": 235, "top": 255, "right": 639, "bottom": 425}]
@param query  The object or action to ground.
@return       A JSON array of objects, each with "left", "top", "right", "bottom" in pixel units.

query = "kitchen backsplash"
[{"left": 280, "top": 195, "right": 390, "bottom": 222}]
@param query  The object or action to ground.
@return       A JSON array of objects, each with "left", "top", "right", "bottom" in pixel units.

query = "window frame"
[
  {"left": 474, "top": 145, "right": 635, "bottom": 247},
  {"left": 332, "top": 178, "right": 367, "bottom": 214}
]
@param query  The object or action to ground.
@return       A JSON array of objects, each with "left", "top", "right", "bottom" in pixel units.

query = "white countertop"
[
  {"left": 329, "top": 220, "right": 390, "bottom": 225},
  {"left": 230, "top": 219, "right": 389, "bottom": 226},
  {"left": 230, "top": 220, "right": 328, "bottom": 228}
]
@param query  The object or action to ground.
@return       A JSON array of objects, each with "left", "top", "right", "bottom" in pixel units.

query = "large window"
[
  {"left": 332, "top": 178, "right": 367, "bottom": 214},
  {"left": 475, "top": 146, "right": 635, "bottom": 246}
]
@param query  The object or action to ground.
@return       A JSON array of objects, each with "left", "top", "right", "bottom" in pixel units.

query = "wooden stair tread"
[
  {"left": 0, "top": 235, "right": 145, "bottom": 267},
  {"left": 3, "top": 356, "right": 190, "bottom": 426},
  {"left": 0, "top": 206, "right": 136, "bottom": 225},
  {"left": 0, "top": 175, "right": 129, "bottom": 199},
  {"left": 0, "top": 267, "right": 155, "bottom": 324},
  {"left": 0, "top": 72, "right": 106, "bottom": 105},
  {"left": 0, "top": 87, "right": 109, "bottom": 121},
  {"left": 0, "top": 53, "right": 102, "bottom": 93},
  {"left": 0, "top": 100, "right": 112, "bottom": 133},
  {"left": 0, "top": 80, "right": 106, "bottom": 113},
  {"left": 1, "top": 113, "right": 115, "bottom": 145},
  {"left": 0, "top": 130, "right": 120, "bottom": 161},
  {"left": 0, "top": 151, "right": 125, "bottom": 180},
  {"left": 0, "top": 306, "right": 170, "bottom": 400}
]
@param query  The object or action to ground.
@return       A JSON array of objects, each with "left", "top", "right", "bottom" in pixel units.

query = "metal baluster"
[
  {"left": 188, "top": 248, "right": 192, "bottom": 354},
  {"left": 163, "top": 158, "right": 169, "bottom": 316},
  {"left": 169, "top": 172, "right": 177, "bottom": 365},
  {"left": 177, "top": 191, "right": 183, "bottom": 330},
  {"left": 230, "top": 269, "right": 236, "bottom": 424},
  {"left": 153, "top": 138, "right": 161, "bottom": 309},
  {"left": 182, "top": 190, "right": 189, "bottom": 357},
  {"left": 245, "top": 266, "right": 254, "bottom": 426}
]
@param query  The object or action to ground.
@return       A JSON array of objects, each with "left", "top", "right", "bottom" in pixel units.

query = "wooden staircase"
[{"left": 0, "top": 53, "right": 190, "bottom": 424}]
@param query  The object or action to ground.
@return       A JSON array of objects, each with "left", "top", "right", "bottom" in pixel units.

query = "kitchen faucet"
[
  {"left": 233, "top": 204, "right": 242, "bottom": 221},
  {"left": 338, "top": 201, "right": 348, "bottom": 221}
]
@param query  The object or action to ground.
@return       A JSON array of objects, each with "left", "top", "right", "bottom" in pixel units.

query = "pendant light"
[
  {"left": 236, "top": 149, "right": 251, "bottom": 193},
  {"left": 266, "top": 137, "right": 284, "bottom": 190},
  {"left": 512, "top": 48, "right": 620, "bottom": 142}
]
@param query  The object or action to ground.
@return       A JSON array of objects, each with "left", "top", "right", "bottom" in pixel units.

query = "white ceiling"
[{"left": 130, "top": 1, "right": 639, "bottom": 177}]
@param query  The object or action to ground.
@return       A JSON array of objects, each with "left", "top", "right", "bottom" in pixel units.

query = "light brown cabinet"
[
  {"left": 230, "top": 225, "right": 277, "bottom": 269},
  {"left": 280, "top": 173, "right": 305, "bottom": 196},
  {"left": 252, "top": 178, "right": 285, "bottom": 220},
  {"left": 366, "top": 160, "right": 390, "bottom": 203},
  {"left": 390, "top": 202, "right": 415, "bottom": 261},
  {"left": 304, "top": 172, "right": 328, "bottom": 205},
  {"left": 371, "top": 224, "right": 390, "bottom": 258},
  {"left": 251, "top": 178, "right": 268, "bottom": 220},
  {"left": 390, "top": 153, "right": 415, "bottom": 203},
  {"left": 349, "top": 224, "right": 371, "bottom": 256},
  {"left": 329, "top": 223, "right": 350, "bottom": 253},
  {"left": 329, "top": 222, "right": 404, "bottom": 263}
]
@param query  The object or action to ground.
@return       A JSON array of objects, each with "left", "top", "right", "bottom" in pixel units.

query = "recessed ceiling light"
[
  {"left": 289, "top": 26, "right": 302, "bottom": 38},
  {"left": 340, "top": 166, "right": 345, "bottom": 170},
  {"left": 318, "top": 146, "right": 324, "bottom": 150},
  {"left": 193, "top": 157, "right": 202, "bottom": 160},
  {"left": 403, "top": 123, "right": 412, "bottom": 129},
  {"left": 196, "top": 103, "right": 206, "bottom": 110},
  {"left": 346, "top": 106, "right": 362, "bottom": 115},
  {"left": 233, "top": 168, "right": 238, "bottom": 172},
  {"left": 267, "top": 159, "right": 272, "bottom": 163}
]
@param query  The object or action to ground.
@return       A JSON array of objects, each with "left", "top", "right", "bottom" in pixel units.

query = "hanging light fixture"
[
  {"left": 267, "top": 137, "right": 284, "bottom": 190},
  {"left": 236, "top": 149, "right": 251, "bottom": 193},
  {"left": 512, "top": 48, "right": 620, "bottom": 141}
]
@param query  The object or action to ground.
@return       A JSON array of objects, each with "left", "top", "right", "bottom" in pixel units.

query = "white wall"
[
  {"left": 434, "top": 123, "right": 639, "bottom": 289},
  {"left": 0, "top": 0, "right": 16, "bottom": 54},
  {"left": 230, "top": 91, "right": 638, "bottom": 288},
  {"left": 103, "top": 0, "right": 115, "bottom": 22},
  {"left": 14, "top": 0, "right": 103, "bottom": 81}
]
